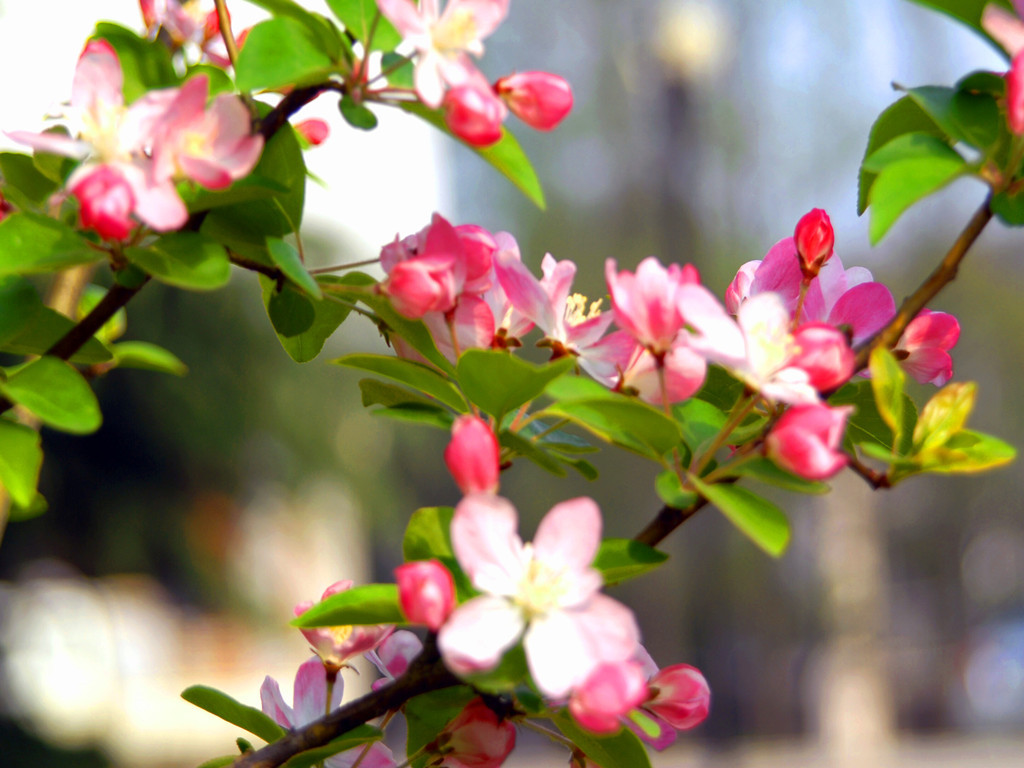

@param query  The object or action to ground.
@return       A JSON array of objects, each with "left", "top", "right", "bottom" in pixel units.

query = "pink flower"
[
  {"left": 586, "top": 331, "right": 706, "bottom": 405},
  {"left": 396, "top": 560, "right": 457, "bottom": 631},
  {"left": 443, "top": 83, "right": 505, "bottom": 146},
  {"left": 70, "top": 165, "right": 136, "bottom": 241},
  {"left": 367, "top": 630, "right": 424, "bottom": 690},
  {"left": 294, "top": 581, "right": 393, "bottom": 671},
  {"left": 376, "top": 0, "right": 509, "bottom": 108},
  {"left": 765, "top": 403, "right": 852, "bottom": 480},
  {"left": 432, "top": 697, "right": 516, "bottom": 768},
  {"left": 386, "top": 255, "right": 462, "bottom": 319},
  {"left": 793, "top": 208, "right": 834, "bottom": 279},
  {"left": 438, "top": 495, "right": 640, "bottom": 698},
  {"left": 1010, "top": 53, "right": 1024, "bottom": 134},
  {"left": 644, "top": 664, "right": 711, "bottom": 732},
  {"left": 569, "top": 660, "right": 649, "bottom": 734},
  {"left": 495, "top": 71, "right": 573, "bottom": 131},
  {"left": 982, "top": 1, "right": 1024, "bottom": 57},
  {"left": 788, "top": 323, "right": 854, "bottom": 392},
  {"left": 260, "top": 657, "right": 396, "bottom": 768},
  {"left": 295, "top": 118, "right": 330, "bottom": 146},
  {"left": 894, "top": 309, "right": 960, "bottom": 386},
  {"left": 605, "top": 257, "right": 699, "bottom": 355},
  {"left": 445, "top": 415, "right": 501, "bottom": 495}
]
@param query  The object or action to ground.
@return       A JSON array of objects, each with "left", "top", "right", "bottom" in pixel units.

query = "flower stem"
[
  {"left": 213, "top": 0, "right": 240, "bottom": 69},
  {"left": 688, "top": 394, "right": 758, "bottom": 479}
]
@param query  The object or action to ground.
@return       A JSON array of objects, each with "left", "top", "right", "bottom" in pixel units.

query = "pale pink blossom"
[
  {"left": 443, "top": 83, "right": 505, "bottom": 146},
  {"left": 495, "top": 71, "right": 573, "bottom": 131},
  {"left": 260, "top": 657, "right": 396, "bottom": 768},
  {"left": 445, "top": 415, "right": 501, "bottom": 495},
  {"left": 982, "top": 2, "right": 1024, "bottom": 57},
  {"left": 376, "top": 0, "right": 510, "bottom": 108},
  {"left": 432, "top": 697, "right": 516, "bottom": 768},
  {"left": 605, "top": 257, "right": 699, "bottom": 355},
  {"left": 367, "top": 630, "right": 423, "bottom": 690},
  {"left": 569, "top": 660, "right": 649, "bottom": 734},
  {"left": 396, "top": 560, "right": 457, "bottom": 631},
  {"left": 788, "top": 323, "right": 855, "bottom": 392},
  {"left": 765, "top": 403, "right": 852, "bottom": 480},
  {"left": 586, "top": 331, "right": 706, "bottom": 405},
  {"left": 294, "top": 581, "right": 393, "bottom": 671},
  {"left": 794, "top": 208, "right": 834, "bottom": 279},
  {"left": 894, "top": 309, "right": 960, "bottom": 386},
  {"left": 438, "top": 495, "right": 640, "bottom": 698}
]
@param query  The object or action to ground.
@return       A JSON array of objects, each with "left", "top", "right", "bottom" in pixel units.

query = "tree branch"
[
  {"left": 633, "top": 499, "right": 708, "bottom": 548},
  {"left": 257, "top": 83, "right": 344, "bottom": 142}
]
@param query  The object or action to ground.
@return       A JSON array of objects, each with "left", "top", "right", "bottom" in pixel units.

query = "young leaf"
[
  {"left": 125, "top": 232, "right": 231, "bottom": 291},
  {"left": 861, "top": 132, "right": 963, "bottom": 173},
  {"left": 0, "top": 419, "right": 43, "bottom": 508},
  {"left": 339, "top": 96, "right": 379, "bottom": 130},
  {"left": 8, "top": 491, "right": 48, "bottom": 522},
  {"left": 552, "top": 711, "right": 654, "bottom": 768},
  {"left": 245, "top": 0, "right": 345, "bottom": 59},
  {"left": 180, "top": 686, "right": 286, "bottom": 744},
  {"left": 912, "top": 381, "right": 977, "bottom": 451},
  {"left": 722, "top": 456, "right": 830, "bottom": 495},
  {"left": 867, "top": 153, "right": 968, "bottom": 244},
  {"left": 655, "top": 470, "right": 699, "bottom": 509},
  {"left": 290, "top": 584, "right": 405, "bottom": 627},
  {"left": 110, "top": 341, "right": 188, "bottom": 376},
  {"left": 402, "top": 506, "right": 456, "bottom": 562},
  {"left": 541, "top": 397, "right": 681, "bottom": 460},
  {"left": 499, "top": 429, "right": 568, "bottom": 477},
  {"left": 593, "top": 539, "right": 669, "bottom": 585},
  {"left": 0, "top": 357, "right": 102, "bottom": 434},
  {"left": 280, "top": 726, "right": 382, "bottom": 768},
  {"left": 0, "top": 213, "right": 102, "bottom": 276},
  {"left": 690, "top": 477, "right": 790, "bottom": 557},
  {"left": 672, "top": 398, "right": 727, "bottom": 454},
  {"left": 334, "top": 353, "right": 466, "bottom": 411},
  {"left": 397, "top": 102, "right": 546, "bottom": 209},
  {"left": 235, "top": 17, "right": 336, "bottom": 92},
  {"left": 456, "top": 350, "right": 574, "bottom": 420},
  {"left": 325, "top": 0, "right": 401, "bottom": 50},
  {"left": 267, "top": 237, "right": 322, "bottom": 298},
  {"left": 868, "top": 347, "right": 907, "bottom": 450}
]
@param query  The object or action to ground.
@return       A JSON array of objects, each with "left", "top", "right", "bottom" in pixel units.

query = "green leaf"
[
  {"left": 541, "top": 397, "right": 681, "bottom": 460},
  {"left": 0, "top": 213, "right": 101, "bottom": 276},
  {"left": 267, "top": 237, "right": 321, "bottom": 298},
  {"left": 397, "top": 102, "right": 546, "bottom": 209},
  {"left": 359, "top": 379, "right": 453, "bottom": 429},
  {"left": 462, "top": 645, "right": 530, "bottom": 694},
  {"left": 991, "top": 187, "right": 1024, "bottom": 226},
  {"left": 545, "top": 374, "right": 618, "bottom": 402},
  {"left": 906, "top": 85, "right": 1002, "bottom": 151},
  {"left": 690, "top": 477, "right": 790, "bottom": 557},
  {"left": 0, "top": 419, "right": 43, "bottom": 508},
  {"left": 869, "top": 347, "right": 907, "bottom": 449},
  {"left": 281, "top": 726, "right": 382, "bottom": 768},
  {"left": 370, "top": 401, "right": 454, "bottom": 429},
  {"left": 829, "top": 380, "right": 916, "bottom": 455},
  {"left": 259, "top": 275, "right": 352, "bottom": 362},
  {"left": 180, "top": 686, "right": 286, "bottom": 744},
  {"left": 593, "top": 539, "right": 669, "bottom": 585},
  {"left": 126, "top": 232, "right": 231, "bottom": 290},
  {"left": 93, "top": 22, "right": 178, "bottom": 102},
  {"left": 196, "top": 756, "right": 236, "bottom": 768},
  {"left": 110, "top": 341, "right": 188, "bottom": 376},
  {"left": 861, "top": 132, "right": 964, "bottom": 173},
  {"left": 499, "top": 429, "right": 568, "bottom": 477},
  {"left": 655, "top": 470, "right": 699, "bottom": 509},
  {"left": 187, "top": 64, "right": 235, "bottom": 95},
  {"left": 246, "top": 0, "right": 345, "bottom": 59},
  {"left": 235, "top": 17, "right": 336, "bottom": 92},
  {"left": 903, "top": 0, "right": 1014, "bottom": 57},
  {"left": 405, "top": 687, "right": 476, "bottom": 768},
  {"left": 1, "top": 306, "right": 112, "bottom": 364},
  {"left": 557, "top": 455, "right": 599, "bottom": 480},
  {"left": 724, "top": 456, "right": 830, "bottom": 494},
  {"left": 185, "top": 175, "right": 289, "bottom": 214},
  {"left": 78, "top": 284, "right": 126, "bottom": 345},
  {"left": 381, "top": 52, "right": 414, "bottom": 88},
  {"left": 334, "top": 353, "right": 465, "bottom": 411},
  {"left": 0, "top": 276, "right": 44, "bottom": 346},
  {"left": 403, "top": 506, "right": 456, "bottom": 561},
  {"left": 339, "top": 96, "right": 379, "bottom": 130},
  {"left": 925, "top": 429, "right": 1016, "bottom": 472},
  {"left": 326, "top": 0, "right": 401, "bottom": 50},
  {"left": 291, "top": 584, "right": 404, "bottom": 627},
  {"left": 673, "top": 398, "right": 727, "bottom": 454},
  {"left": 457, "top": 350, "right": 573, "bottom": 420},
  {"left": 268, "top": 284, "right": 316, "bottom": 336},
  {"left": 8, "top": 491, "right": 48, "bottom": 522},
  {"left": 552, "top": 711, "right": 653, "bottom": 768},
  {"left": 867, "top": 154, "right": 968, "bottom": 244},
  {"left": 0, "top": 357, "right": 102, "bottom": 434},
  {"left": 858, "top": 96, "right": 945, "bottom": 215},
  {"left": 912, "top": 381, "right": 976, "bottom": 451},
  {"left": 0, "top": 152, "right": 59, "bottom": 206}
]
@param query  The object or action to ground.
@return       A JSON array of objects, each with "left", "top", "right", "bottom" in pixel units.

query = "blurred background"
[{"left": 1, "top": 0, "right": 1023, "bottom": 766}]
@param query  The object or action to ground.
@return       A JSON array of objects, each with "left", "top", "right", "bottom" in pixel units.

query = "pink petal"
[
  {"left": 5, "top": 130, "right": 90, "bottom": 159},
  {"left": 495, "top": 248, "right": 556, "bottom": 332},
  {"left": 826, "top": 282, "right": 895, "bottom": 344},
  {"left": 293, "top": 656, "right": 336, "bottom": 727},
  {"left": 260, "top": 675, "right": 294, "bottom": 728},
  {"left": 451, "top": 495, "right": 526, "bottom": 596},
  {"left": 414, "top": 52, "right": 447, "bottom": 109},
  {"left": 902, "top": 348, "right": 953, "bottom": 386},
  {"left": 450, "top": 0, "right": 509, "bottom": 39},
  {"left": 327, "top": 742, "right": 395, "bottom": 768},
  {"left": 180, "top": 155, "right": 234, "bottom": 189},
  {"left": 678, "top": 283, "right": 745, "bottom": 365},
  {"left": 566, "top": 311, "right": 615, "bottom": 351},
  {"left": 532, "top": 497, "right": 602, "bottom": 573},
  {"left": 120, "top": 164, "right": 188, "bottom": 231},
  {"left": 983, "top": 5, "right": 1024, "bottom": 56},
  {"left": 575, "top": 594, "right": 642, "bottom": 664},
  {"left": 72, "top": 39, "right": 123, "bottom": 113},
  {"left": 524, "top": 609, "right": 601, "bottom": 698},
  {"left": 901, "top": 309, "right": 959, "bottom": 351},
  {"left": 750, "top": 238, "right": 802, "bottom": 310},
  {"left": 376, "top": 0, "right": 429, "bottom": 36},
  {"left": 437, "top": 596, "right": 525, "bottom": 675}
]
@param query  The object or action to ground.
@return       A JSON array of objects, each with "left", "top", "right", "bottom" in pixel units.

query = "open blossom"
[
  {"left": 430, "top": 698, "right": 516, "bottom": 768},
  {"left": 367, "top": 630, "right": 424, "bottom": 690},
  {"left": 605, "top": 257, "right": 699, "bottom": 355},
  {"left": 294, "top": 581, "right": 393, "bottom": 671},
  {"left": 438, "top": 495, "right": 640, "bottom": 698},
  {"left": 261, "top": 657, "right": 396, "bottom": 768},
  {"left": 894, "top": 309, "right": 960, "bottom": 386},
  {"left": 586, "top": 331, "right": 706, "bottom": 405},
  {"left": 765, "top": 403, "right": 852, "bottom": 480},
  {"left": 376, "top": 0, "right": 509, "bottom": 108}
]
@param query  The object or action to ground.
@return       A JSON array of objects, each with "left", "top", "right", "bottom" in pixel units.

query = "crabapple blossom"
[
  {"left": 443, "top": 83, "right": 506, "bottom": 146},
  {"left": 396, "top": 559, "right": 457, "bottom": 631},
  {"left": 495, "top": 71, "right": 574, "bottom": 130},
  {"left": 982, "top": 1, "right": 1024, "bottom": 57},
  {"left": 376, "top": 0, "right": 510, "bottom": 108},
  {"left": 765, "top": 403, "right": 853, "bottom": 480},
  {"left": 793, "top": 208, "right": 834, "bottom": 279},
  {"left": 438, "top": 495, "right": 640, "bottom": 698},
  {"left": 295, "top": 118, "right": 330, "bottom": 146},
  {"left": 894, "top": 309, "right": 960, "bottom": 386},
  {"left": 445, "top": 415, "right": 501, "bottom": 495},
  {"left": 70, "top": 165, "right": 137, "bottom": 241},
  {"left": 644, "top": 663, "right": 711, "bottom": 732},
  {"left": 261, "top": 657, "right": 396, "bottom": 768},
  {"left": 788, "top": 323, "right": 855, "bottom": 392},
  {"left": 1009, "top": 53, "right": 1024, "bottom": 134},
  {"left": 586, "top": 331, "right": 706, "bottom": 405},
  {"left": 604, "top": 257, "right": 700, "bottom": 355},
  {"left": 568, "top": 660, "right": 649, "bottom": 733},
  {"left": 294, "top": 581, "right": 393, "bottom": 671},
  {"left": 430, "top": 697, "right": 516, "bottom": 768},
  {"left": 366, "top": 630, "right": 424, "bottom": 690}
]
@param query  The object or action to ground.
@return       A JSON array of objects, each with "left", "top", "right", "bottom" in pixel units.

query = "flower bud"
[
  {"left": 384, "top": 255, "right": 459, "bottom": 319},
  {"left": 794, "top": 208, "right": 834, "bottom": 279},
  {"left": 645, "top": 664, "right": 711, "bottom": 731},
  {"left": 396, "top": 560, "right": 456, "bottom": 632},
  {"left": 789, "top": 323, "right": 854, "bottom": 391},
  {"left": 434, "top": 698, "right": 516, "bottom": 768},
  {"left": 443, "top": 85, "right": 504, "bottom": 147},
  {"left": 295, "top": 118, "right": 330, "bottom": 147},
  {"left": 765, "top": 403, "right": 852, "bottom": 481},
  {"left": 70, "top": 165, "right": 136, "bottom": 241},
  {"left": 569, "top": 660, "right": 649, "bottom": 734},
  {"left": 1009, "top": 53, "right": 1024, "bottom": 135},
  {"left": 444, "top": 415, "right": 500, "bottom": 495},
  {"left": 495, "top": 71, "right": 573, "bottom": 131}
]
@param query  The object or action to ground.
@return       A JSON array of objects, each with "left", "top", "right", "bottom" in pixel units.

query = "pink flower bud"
[
  {"left": 396, "top": 560, "right": 456, "bottom": 631},
  {"left": 1010, "top": 53, "right": 1024, "bottom": 135},
  {"left": 495, "top": 71, "right": 573, "bottom": 131},
  {"left": 455, "top": 224, "right": 496, "bottom": 290},
  {"left": 789, "top": 323, "right": 854, "bottom": 391},
  {"left": 444, "top": 415, "right": 500, "bottom": 495},
  {"left": 569, "top": 660, "right": 649, "bottom": 734},
  {"left": 295, "top": 118, "right": 330, "bottom": 146},
  {"left": 794, "top": 208, "right": 834, "bottom": 279},
  {"left": 645, "top": 664, "right": 711, "bottom": 731},
  {"left": 294, "top": 581, "right": 393, "bottom": 671},
  {"left": 765, "top": 403, "right": 852, "bottom": 481},
  {"left": 434, "top": 698, "right": 516, "bottom": 768},
  {"left": 443, "top": 85, "right": 505, "bottom": 147},
  {"left": 70, "top": 165, "right": 136, "bottom": 241},
  {"left": 385, "top": 254, "right": 459, "bottom": 319},
  {"left": 894, "top": 308, "right": 960, "bottom": 386}
]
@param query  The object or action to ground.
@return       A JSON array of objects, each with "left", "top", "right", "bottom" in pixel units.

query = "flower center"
[
  {"left": 564, "top": 293, "right": 602, "bottom": 328},
  {"left": 431, "top": 8, "right": 479, "bottom": 55},
  {"left": 327, "top": 625, "right": 354, "bottom": 647},
  {"left": 514, "top": 546, "right": 569, "bottom": 619}
]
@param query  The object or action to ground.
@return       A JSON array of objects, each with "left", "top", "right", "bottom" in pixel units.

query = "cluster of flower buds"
[
  {"left": 8, "top": 39, "right": 262, "bottom": 241},
  {"left": 377, "top": 0, "right": 572, "bottom": 145}
]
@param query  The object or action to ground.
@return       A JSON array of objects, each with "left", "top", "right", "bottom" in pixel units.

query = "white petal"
[{"left": 438, "top": 596, "right": 524, "bottom": 675}]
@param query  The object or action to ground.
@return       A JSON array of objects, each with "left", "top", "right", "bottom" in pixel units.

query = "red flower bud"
[
  {"left": 1009, "top": 53, "right": 1024, "bottom": 135},
  {"left": 645, "top": 664, "right": 711, "bottom": 731},
  {"left": 765, "top": 403, "right": 852, "bottom": 481},
  {"left": 793, "top": 208, "right": 834, "bottom": 279},
  {"left": 444, "top": 415, "right": 500, "bottom": 495},
  {"left": 70, "top": 165, "right": 136, "bottom": 241},
  {"left": 295, "top": 118, "right": 330, "bottom": 146},
  {"left": 789, "top": 323, "right": 854, "bottom": 391},
  {"left": 569, "top": 660, "right": 649, "bottom": 734},
  {"left": 443, "top": 85, "right": 504, "bottom": 147},
  {"left": 395, "top": 560, "right": 456, "bottom": 632},
  {"left": 495, "top": 71, "right": 573, "bottom": 131}
]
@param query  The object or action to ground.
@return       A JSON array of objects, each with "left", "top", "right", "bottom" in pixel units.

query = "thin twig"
[{"left": 213, "top": 0, "right": 240, "bottom": 69}]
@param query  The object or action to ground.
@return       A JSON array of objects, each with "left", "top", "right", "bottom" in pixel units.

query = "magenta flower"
[
  {"left": 765, "top": 403, "right": 852, "bottom": 480},
  {"left": 396, "top": 559, "right": 457, "bottom": 631},
  {"left": 69, "top": 165, "right": 136, "bottom": 241},
  {"left": 894, "top": 309, "right": 960, "bottom": 386},
  {"left": 260, "top": 657, "right": 396, "bottom": 768},
  {"left": 294, "top": 581, "right": 393, "bottom": 671},
  {"left": 438, "top": 495, "right": 640, "bottom": 698},
  {"left": 376, "top": 0, "right": 510, "bottom": 108},
  {"left": 788, "top": 323, "right": 855, "bottom": 392},
  {"left": 644, "top": 663, "right": 711, "bottom": 732}
]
